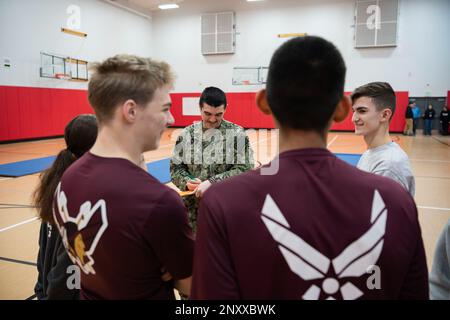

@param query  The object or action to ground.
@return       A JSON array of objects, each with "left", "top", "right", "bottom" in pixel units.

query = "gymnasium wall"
[
  {"left": 151, "top": 0, "right": 450, "bottom": 96},
  {"left": 0, "top": 0, "right": 153, "bottom": 89},
  {"left": 0, "top": 0, "right": 153, "bottom": 141},
  {"left": 0, "top": 0, "right": 448, "bottom": 141},
  {"left": 151, "top": 0, "right": 440, "bottom": 132}
]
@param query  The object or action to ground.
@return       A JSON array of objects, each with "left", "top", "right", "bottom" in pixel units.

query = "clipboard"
[{"left": 178, "top": 190, "right": 195, "bottom": 197}]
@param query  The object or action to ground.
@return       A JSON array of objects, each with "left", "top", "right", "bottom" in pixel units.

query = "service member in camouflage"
[{"left": 170, "top": 87, "right": 254, "bottom": 231}]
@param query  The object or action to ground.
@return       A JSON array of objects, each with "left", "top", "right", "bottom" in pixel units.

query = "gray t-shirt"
[
  {"left": 357, "top": 142, "right": 415, "bottom": 196},
  {"left": 429, "top": 218, "right": 450, "bottom": 300}
]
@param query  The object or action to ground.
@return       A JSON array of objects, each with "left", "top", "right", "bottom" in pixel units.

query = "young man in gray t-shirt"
[{"left": 351, "top": 82, "right": 415, "bottom": 196}]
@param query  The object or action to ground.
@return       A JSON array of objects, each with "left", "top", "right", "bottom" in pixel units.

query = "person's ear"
[
  {"left": 256, "top": 89, "right": 272, "bottom": 115},
  {"left": 380, "top": 108, "right": 392, "bottom": 123},
  {"left": 122, "top": 99, "right": 137, "bottom": 123},
  {"left": 333, "top": 95, "right": 351, "bottom": 122}
]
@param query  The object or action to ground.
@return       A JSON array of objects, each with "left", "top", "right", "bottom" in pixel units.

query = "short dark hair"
[
  {"left": 199, "top": 86, "right": 227, "bottom": 108},
  {"left": 266, "top": 36, "right": 346, "bottom": 132},
  {"left": 351, "top": 82, "right": 396, "bottom": 116}
]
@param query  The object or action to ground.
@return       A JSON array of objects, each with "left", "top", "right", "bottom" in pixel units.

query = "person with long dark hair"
[{"left": 33, "top": 114, "right": 97, "bottom": 300}]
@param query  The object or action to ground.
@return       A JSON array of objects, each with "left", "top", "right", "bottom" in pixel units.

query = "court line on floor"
[
  {"left": 0, "top": 256, "right": 37, "bottom": 267},
  {"left": 410, "top": 158, "right": 450, "bottom": 164},
  {"left": 0, "top": 150, "right": 55, "bottom": 156},
  {"left": 327, "top": 135, "right": 339, "bottom": 148},
  {"left": 0, "top": 203, "right": 34, "bottom": 207},
  {"left": 415, "top": 175, "right": 450, "bottom": 180},
  {"left": 432, "top": 136, "right": 450, "bottom": 147},
  {"left": 0, "top": 217, "right": 38, "bottom": 233},
  {"left": 417, "top": 205, "right": 450, "bottom": 212}
]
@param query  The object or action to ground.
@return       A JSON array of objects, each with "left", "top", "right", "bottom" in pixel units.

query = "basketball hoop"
[{"left": 55, "top": 73, "right": 71, "bottom": 80}]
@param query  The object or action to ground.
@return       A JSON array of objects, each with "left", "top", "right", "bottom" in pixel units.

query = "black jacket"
[
  {"left": 405, "top": 106, "right": 413, "bottom": 119},
  {"left": 35, "top": 222, "right": 79, "bottom": 300},
  {"left": 440, "top": 110, "right": 449, "bottom": 122},
  {"left": 424, "top": 109, "right": 436, "bottom": 119}
]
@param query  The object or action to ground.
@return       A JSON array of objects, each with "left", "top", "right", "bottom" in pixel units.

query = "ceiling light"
[
  {"left": 158, "top": 4, "right": 179, "bottom": 10},
  {"left": 247, "top": 0, "right": 265, "bottom": 2}
]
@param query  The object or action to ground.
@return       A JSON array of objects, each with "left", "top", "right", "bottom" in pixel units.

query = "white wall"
[
  {"left": 1, "top": 0, "right": 448, "bottom": 96},
  {"left": 151, "top": 0, "right": 450, "bottom": 96},
  {"left": 0, "top": 0, "right": 153, "bottom": 89}
]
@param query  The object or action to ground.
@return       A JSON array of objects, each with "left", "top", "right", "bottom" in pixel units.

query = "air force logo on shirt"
[
  {"left": 53, "top": 182, "right": 108, "bottom": 275},
  {"left": 261, "top": 190, "right": 386, "bottom": 300}
]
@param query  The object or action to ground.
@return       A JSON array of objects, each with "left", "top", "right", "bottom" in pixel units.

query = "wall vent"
[{"left": 201, "top": 12, "right": 235, "bottom": 55}]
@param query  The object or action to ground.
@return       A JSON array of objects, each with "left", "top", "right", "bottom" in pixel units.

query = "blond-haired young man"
[{"left": 53, "top": 55, "right": 194, "bottom": 299}]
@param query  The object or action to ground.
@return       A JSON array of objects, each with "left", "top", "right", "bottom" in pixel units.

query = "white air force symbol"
[{"left": 261, "top": 190, "right": 386, "bottom": 300}]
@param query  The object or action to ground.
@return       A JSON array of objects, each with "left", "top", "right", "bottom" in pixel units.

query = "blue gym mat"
[
  {"left": 146, "top": 154, "right": 362, "bottom": 183},
  {"left": 0, "top": 153, "right": 361, "bottom": 179},
  {"left": 0, "top": 155, "right": 171, "bottom": 183},
  {"left": 0, "top": 156, "right": 56, "bottom": 177},
  {"left": 146, "top": 158, "right": 171, "bottom": 184},
  {"left": 335, "top": 153, "right": 361, "bottom": 166}
]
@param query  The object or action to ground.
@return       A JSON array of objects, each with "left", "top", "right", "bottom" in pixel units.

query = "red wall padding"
[
  {"left": 0, "top": 86, "right": 93, "bottom": 142},
  {"left": 0, "top": 86, "right": 409, "bottom": 142},
  {"left": 389, "top": 91, "right": 409, "bottom": 132},
  {"left": 171, "top": 91, "right": 409, "bottom": 132}
]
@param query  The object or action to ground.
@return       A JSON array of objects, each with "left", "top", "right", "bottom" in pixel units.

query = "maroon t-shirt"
[
  {"left": 53, "top": 152, "right": 194, "bottom": 299},
  {"left": 191, "top": 148, "right": 428, "bottom": 300}
]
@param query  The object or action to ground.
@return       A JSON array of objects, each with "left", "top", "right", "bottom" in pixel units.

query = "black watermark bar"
[{"left": 0, "top": 300, "right": 441, "bottom": 319}]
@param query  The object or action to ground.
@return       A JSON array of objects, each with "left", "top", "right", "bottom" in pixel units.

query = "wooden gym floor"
[{"left": 0, "top": 128, "right": 449, "bottom": 299}]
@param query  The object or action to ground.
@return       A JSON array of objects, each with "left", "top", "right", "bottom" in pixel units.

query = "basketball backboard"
[
  {"left": 40, "top": 51, "right": 88, "bottom": 81},
  {"left": 232, "top": 67, "right": 268, "bottom": 85}
]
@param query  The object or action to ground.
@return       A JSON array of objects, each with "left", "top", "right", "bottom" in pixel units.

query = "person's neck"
[
  {"left": 90, "top": 125, "right": 142, "bottom": 166},
  {"left": 278, "top": 127, "right": 327, "bottom": 154},
  {"left": 364, "top": 127, "right": 392, "bottom": 149},
  {"left": 202, "top": 120, "right": 223, "bottom": 131}
]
